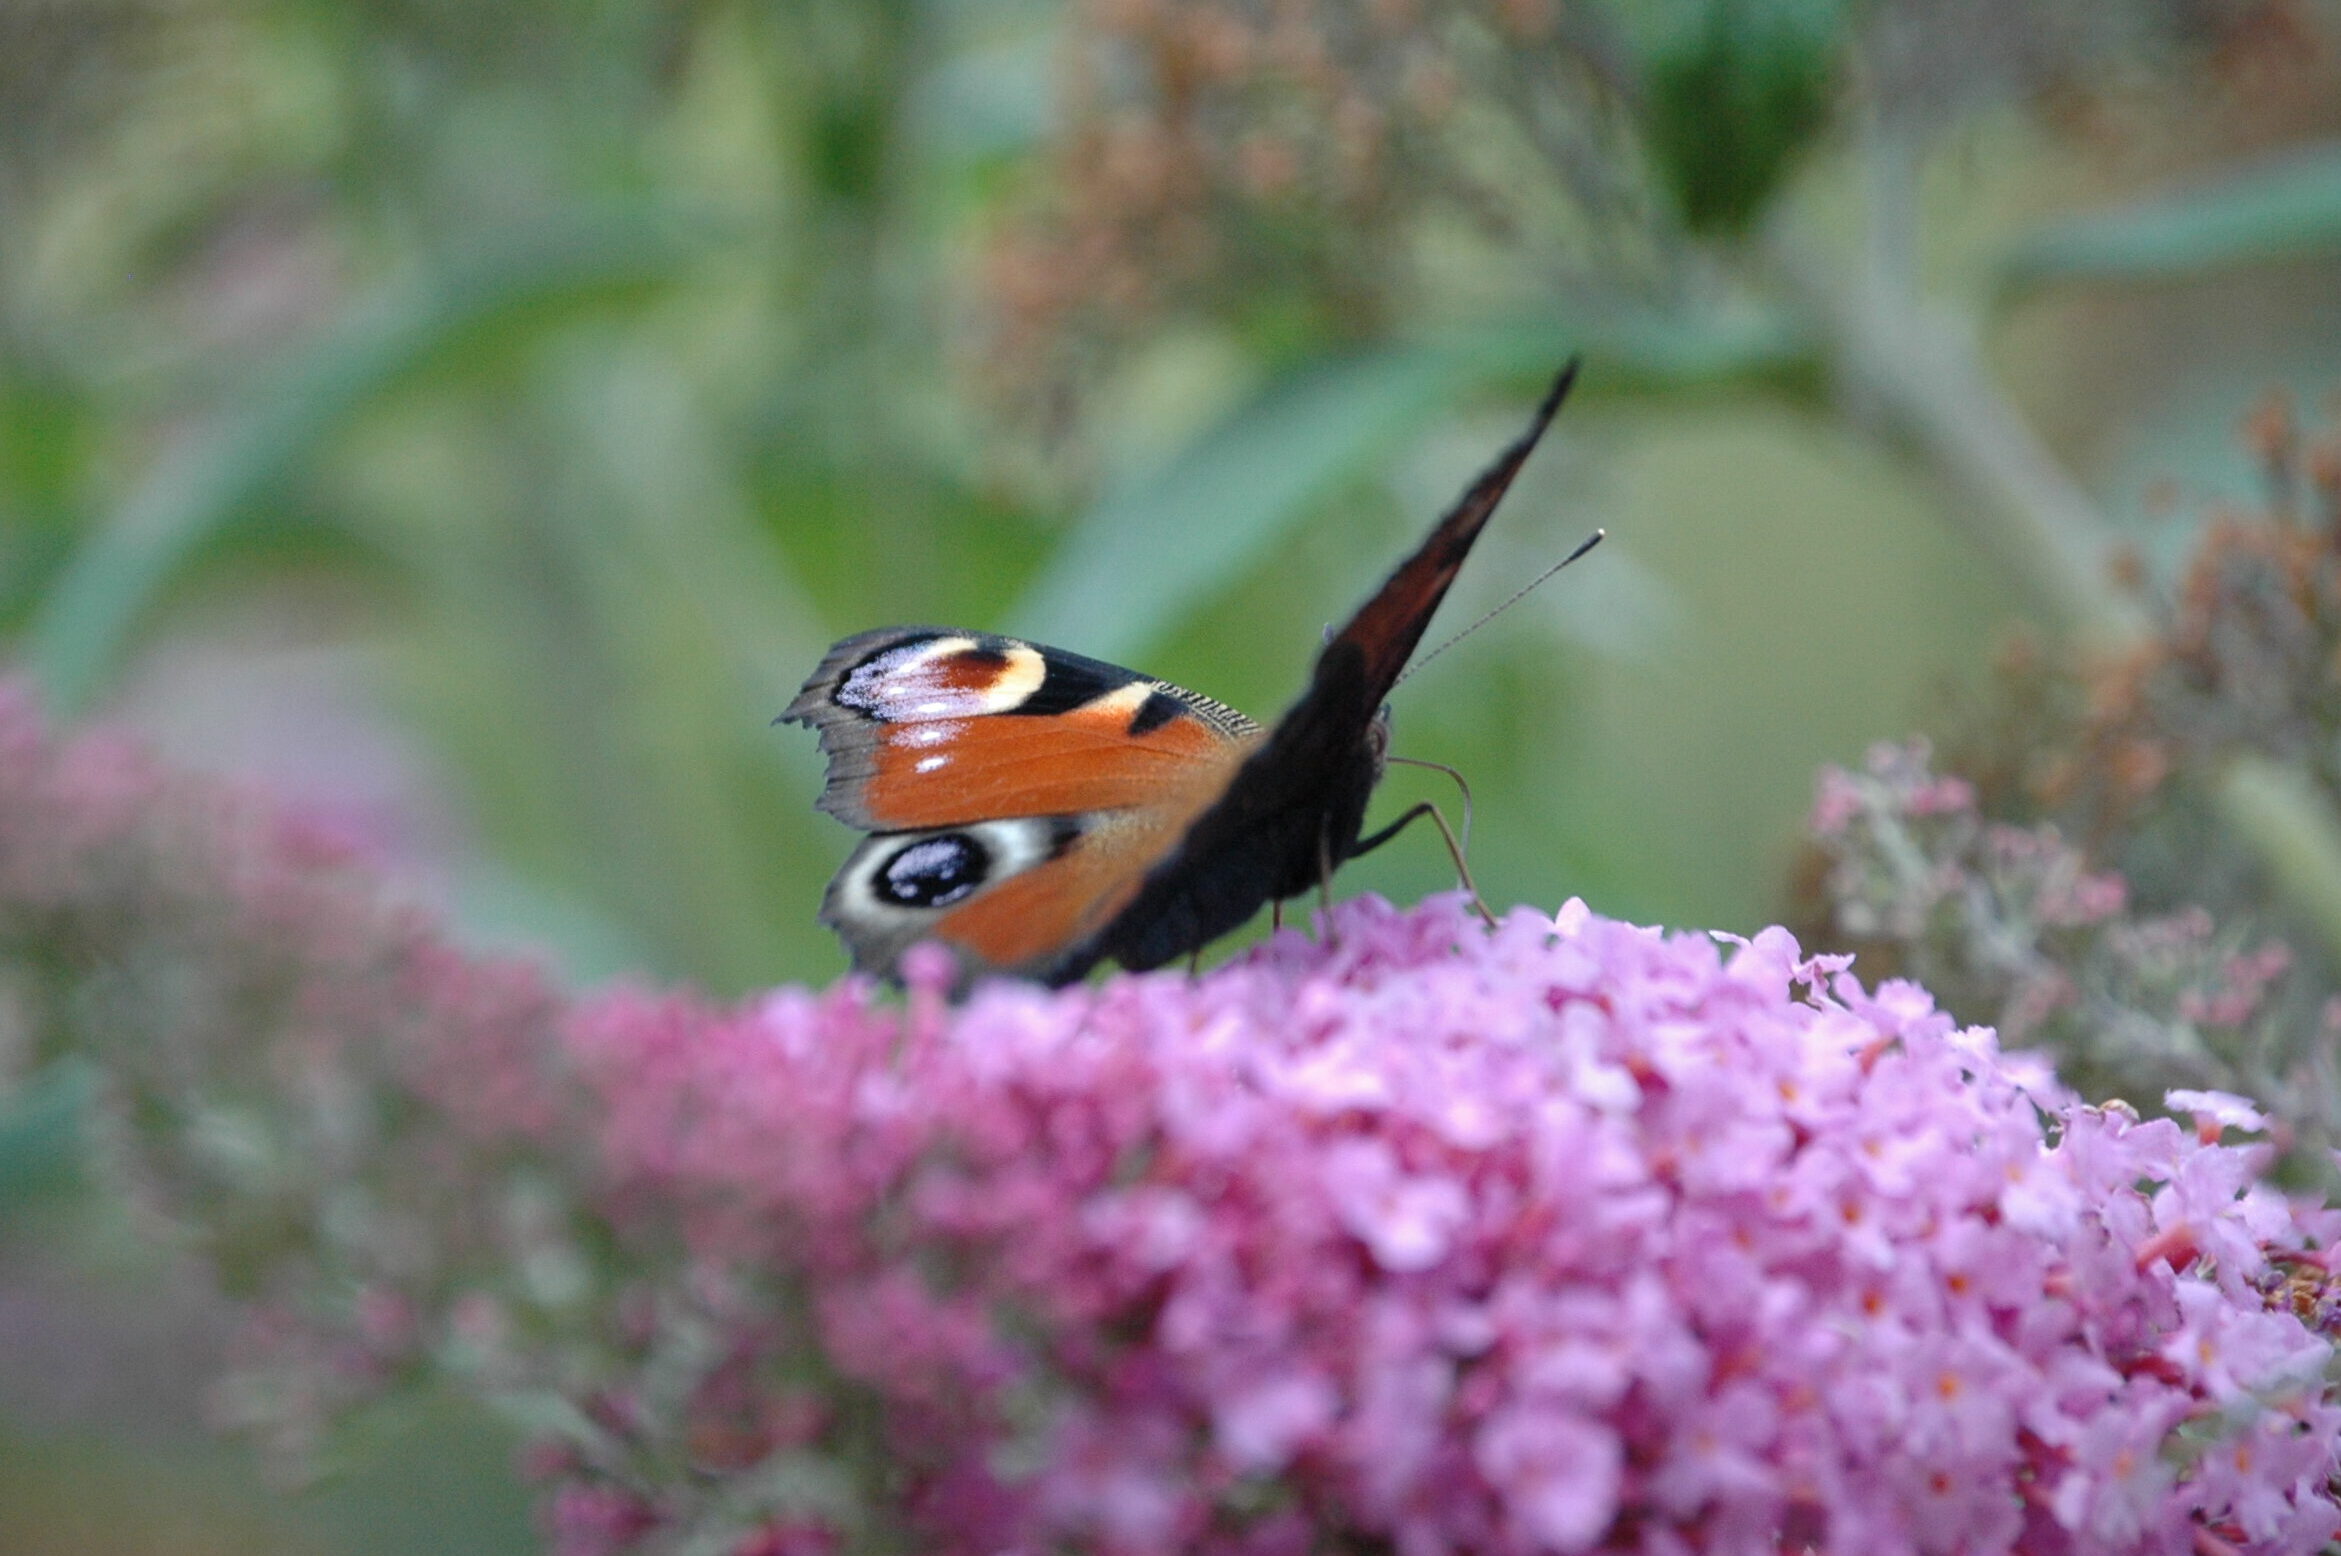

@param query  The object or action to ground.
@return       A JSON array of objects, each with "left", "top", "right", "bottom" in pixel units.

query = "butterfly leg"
[
  {"left": 1187, "top": 948, "right": 1202, "bottom": 977},
  {"left": 1350, "top": 802, "right": 1499, "bottom": 928},
  {"left": 1271, "top": 900, "right": 1284, "bottom": 933},
  {"left": 1317, "top": 827, "right": 1339, "bottom": 947}
]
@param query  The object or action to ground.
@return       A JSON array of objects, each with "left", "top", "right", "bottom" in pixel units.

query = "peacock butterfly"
[{"left": 781, "top": 359, "right": 1584, "bottom": 987}]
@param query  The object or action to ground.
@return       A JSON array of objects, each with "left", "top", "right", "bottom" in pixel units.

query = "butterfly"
[{"left": 781, "top": 359, "right": 1584, "bottom": 988}]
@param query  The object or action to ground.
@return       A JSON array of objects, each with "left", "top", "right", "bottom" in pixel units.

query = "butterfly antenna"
[{"left": 1393, "top": 528, "right": 1605, "bottom": 688}]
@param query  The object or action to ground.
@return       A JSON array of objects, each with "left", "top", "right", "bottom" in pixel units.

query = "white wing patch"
[{"left": 836, "top": 636, "right": 1048, "bottom": 720}]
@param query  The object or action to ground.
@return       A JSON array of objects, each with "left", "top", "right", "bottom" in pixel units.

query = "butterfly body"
[{"left": 783, "top": 361, "right": 1581, "bottom": 988}]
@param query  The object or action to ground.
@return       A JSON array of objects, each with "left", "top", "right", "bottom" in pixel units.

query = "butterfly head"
[{"left": 1368, "top": 703, "right": 1393, "bottom": 773}]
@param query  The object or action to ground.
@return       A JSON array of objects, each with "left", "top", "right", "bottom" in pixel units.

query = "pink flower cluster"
[
  {"left": 5, "top": 684, "right": 2339, "bottom": 1554},
  {"left": 551, "top": 902, "right": 2341, "bottom": 1555},
  {"left": 1806, "top": 740, "right": 2324, "bottom": 1143}
]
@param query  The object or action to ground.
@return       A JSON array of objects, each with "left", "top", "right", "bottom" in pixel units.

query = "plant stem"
[
  {"left": 2214, "top": 756, "right": 2341, "bottom": 967},
  {"left": 1771, "top": 229, "right": 2148, "bottom": 649}
]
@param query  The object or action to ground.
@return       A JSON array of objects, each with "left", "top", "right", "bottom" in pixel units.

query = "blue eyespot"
[{"left": 876, "top": 834, "right": 989, "bottom": 908}]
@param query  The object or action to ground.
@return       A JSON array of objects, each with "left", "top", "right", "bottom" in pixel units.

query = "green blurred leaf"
[
  {"left": 27, "top": 209, "right": 726, "bottom": 716},
  {"left": 1546, "top": 304, "right": 1812, "bottom": 397},
  {"left": 1996, "top": 142, "right": 2341, "bottom": 300},
  {"left": 1013, "top": 307, "right": 1808, "bottom": 663},
  {"left": 302, "top": 1388, "right": 534, "bottom": 1556},
  {"left": 0, "top": 1060, "right": 94, "bottom": 1215},
  {"left": 1014, "top": 347, "right": 1481, "bottom": 661},
  {"left": 1638, "top": 0, "right": 1846, "bottom": 237}
]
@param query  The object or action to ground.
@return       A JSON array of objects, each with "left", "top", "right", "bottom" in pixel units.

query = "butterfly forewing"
[
  {"left": 786, "top": 629, "right": 1259, "bottom": 831},
  {"left": 1331, "top": 358, "right": 1579, "bottom": 701}
]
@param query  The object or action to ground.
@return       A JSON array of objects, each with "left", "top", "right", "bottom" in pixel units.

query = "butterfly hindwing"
[{"left": 819, "top": 810, "right": 1187, "bottom": 980}]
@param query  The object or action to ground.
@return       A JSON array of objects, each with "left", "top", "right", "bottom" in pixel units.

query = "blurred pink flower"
[{"left": 5, "top": 682, "right": 2340, "bottom": 1553}]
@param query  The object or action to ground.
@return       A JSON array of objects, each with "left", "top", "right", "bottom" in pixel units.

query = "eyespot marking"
[{"left": 874, "top": 833, "right": 990, "bottom": 908}]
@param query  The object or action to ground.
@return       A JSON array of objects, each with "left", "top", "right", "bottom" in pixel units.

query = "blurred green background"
[{"left": 4, "top": 0, "right": 2340, "bottom": 1547}]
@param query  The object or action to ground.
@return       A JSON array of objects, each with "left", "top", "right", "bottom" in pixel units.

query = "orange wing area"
[
  {"left": 858, "top": 695, "right": 1246, "bottom": 831},
  {"left": 931, "top": 791, "right": 1224, "bottom": 975},
  {"left": 783, "top": 628, "right": 1261, "bottom": 833}
]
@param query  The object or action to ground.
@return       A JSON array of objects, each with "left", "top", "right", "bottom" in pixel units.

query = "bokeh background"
[{"left": 4, "top": 0, "right": 2340, "bottom": 1547}]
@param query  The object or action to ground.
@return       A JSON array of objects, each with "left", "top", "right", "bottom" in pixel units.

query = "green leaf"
[
  {"left": 1012, "top": 347, "right": 1481, "bottom": 661},
  {"left": 0, "top": 1060, "right": 95, "bottom": 1215},
  {"left": 1638, "top": 0, "right": 1847, "bottom": 237},
  {"left": 27, "top": 208, "right": 724, "bottom": 716},
  {"left": 1997, "top": 143, "right": 2341, "bottom": 300},
  {"left": 1011, "top": 307, "right": 1808, "bottom": 663}
]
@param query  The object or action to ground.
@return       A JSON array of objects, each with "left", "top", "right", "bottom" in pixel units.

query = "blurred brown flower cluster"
[
  {"left": 983, "top": 0, "right": 1637, "bottom": 408},
  {"left": 1989, "top": 391, "right": 2341, "bottom": 843},
  {"left": 981, "top": 0, "right": 2309, "bottom": 421},
  {"left": 1864, "top": 0, "right": 2315, "bottom": 139}
]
